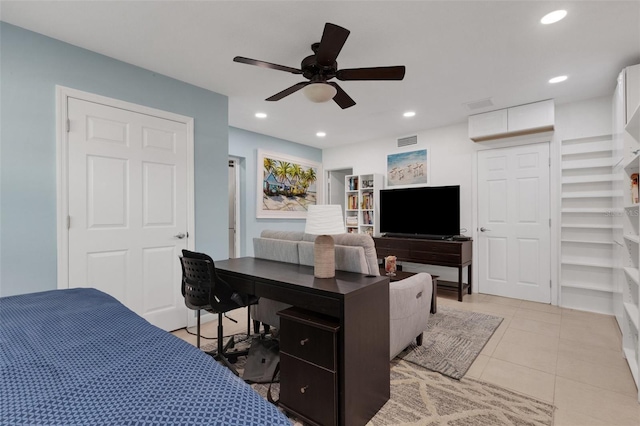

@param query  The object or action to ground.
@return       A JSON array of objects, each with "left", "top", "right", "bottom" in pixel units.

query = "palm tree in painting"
[
  {"left": 289, "top": 163, "right": 304, "bottom": 195},
  {"left": 299, "top": 167, "right": 317, "bottom": 193},
  {"left": 274, "top": 161, "right": 293, "bottom": 195}
]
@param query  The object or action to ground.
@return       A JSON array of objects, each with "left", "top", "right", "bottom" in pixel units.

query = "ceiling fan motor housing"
[{"left": 301, "top": 52, "right": 337, "bottom": 82}]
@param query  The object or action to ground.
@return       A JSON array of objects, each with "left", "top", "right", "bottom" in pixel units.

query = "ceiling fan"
[{"left": 233, "top": 22, "right": 406, "bottom": 109}]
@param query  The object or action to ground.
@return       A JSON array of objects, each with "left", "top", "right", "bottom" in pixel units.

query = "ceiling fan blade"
[
  {"left": 328, "top": 82, "right": 356, "bottom": 109},
  {"left": 233, "top": 56, "right": 302, "bottom": 74},
  {"left": 336, "top": 66, "right": 406, "bottom": 81},
  {"left": 265, "top": 82, "right": 310, "bottom": 101},
  {"left": 315, "top": 23, "right": 350, "bottom": 66}
]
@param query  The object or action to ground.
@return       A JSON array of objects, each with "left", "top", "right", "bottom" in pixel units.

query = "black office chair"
[{"left": 179, "top": 249, "right": 259, "bottom": 375}]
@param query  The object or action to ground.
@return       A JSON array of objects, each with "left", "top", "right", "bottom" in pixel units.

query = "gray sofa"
[{"left": 251, "top": 230, "right": 433, "bottom": 360}]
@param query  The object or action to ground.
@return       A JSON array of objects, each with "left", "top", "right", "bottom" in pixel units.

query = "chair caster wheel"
[{"left": 228, "top": 356, "right": 238, "bottom": 364}]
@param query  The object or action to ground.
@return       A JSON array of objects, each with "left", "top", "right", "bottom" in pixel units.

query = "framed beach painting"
[
  {"left": 256, "top": 150, "right": 323, "bottom": 219},
  {"left": 386, "top": 149, "right": 429, "bottom": 188}
]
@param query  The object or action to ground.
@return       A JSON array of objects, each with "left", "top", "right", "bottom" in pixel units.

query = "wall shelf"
[
  {"left": 561, "top": 281, "right": 616, "bottom": 293},
  {"left": 624, "top": 234, "right": 640, "bottom": 244},
  {"left": 561, "top": 157, "right": 618, "bottom": 170},
  {"left": 561, "top": 190, "right": 623, "bottom": 199},
  {"left": 561, "top": 133, "right": 620, "bottom": 319},
  {"left": 623, "top": 348, "right": 638, "bottom": 386},
  {"left": 623, "top": 153, "right": 640, "bottom": 172},
  {"left": 614, "top": 63, "right": 640, "bottom": 402},
  {"left": 626, "top": 105, "right": 640, "bottom": 144},
  {"left": 624, "top": 302, "right": 640, "bottom": 330},
  {"left": 561, "top": 259, "right": 615, "bottom": 269},
  {"left": 561, "top": 224, "right": 622, "bottom": 229},
  {"left": 561, "top": 239, "right": 616, "bottom": 245},
  {"left": 561, "top": 174, "right": 622, "bottom": 184},
  {"left": 624, "top": 267, "right": 640, "bottom": 285},
  {"left": 561, "top": 208, "right": 620, "bottom": 213}
]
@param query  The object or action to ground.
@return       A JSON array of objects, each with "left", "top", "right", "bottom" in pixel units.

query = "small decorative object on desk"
[
  {"left": 632, "top": 173, "right": 639, "bottom": 204},
  {"left": 384, "top": 255, "right": 397, "bottom": 276}
]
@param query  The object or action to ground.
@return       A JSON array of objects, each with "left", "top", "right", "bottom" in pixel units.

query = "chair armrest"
[{"left": 389, "top": 272, "right": 433, "bottom": 320}]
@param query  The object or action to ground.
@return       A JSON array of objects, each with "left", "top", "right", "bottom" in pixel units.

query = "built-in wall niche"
[
  {"left": 560, "top": 134, "right": 618, "bottom": 312},
  {"left": 624, "top": 238, "right": 640, "bottom": 269},
  {"left": 561, "top": 262, "right": 613, "bottom": 290},
  {"left": 623, "top": 205, "right": 640, "bottom": 240},
  {"left": 561, "top": 227, "right": 617, "bottom": 243}
]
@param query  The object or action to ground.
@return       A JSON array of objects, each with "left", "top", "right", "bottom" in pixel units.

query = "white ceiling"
[{"left": 1, "top": 1, "right": 639, "bottom": 149}]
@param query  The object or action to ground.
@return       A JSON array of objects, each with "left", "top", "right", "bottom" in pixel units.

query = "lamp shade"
[
  {"left": 303, "top": 83, "right": 338, "bottom": 103},
  {"left": 304, "top": 205, "right": 345, "bottom": 235}
]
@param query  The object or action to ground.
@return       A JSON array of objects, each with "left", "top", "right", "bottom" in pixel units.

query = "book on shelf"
[
  {"left": 632, "top": 173, "right": 639, "bottom": 204},
  {"left": 347, "top": 177, "right": 359, "bottom": 191}
]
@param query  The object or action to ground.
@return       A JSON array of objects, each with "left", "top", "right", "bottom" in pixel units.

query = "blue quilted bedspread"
[{"left": 0, "top": 288, "right": 291, "bottom": 425}]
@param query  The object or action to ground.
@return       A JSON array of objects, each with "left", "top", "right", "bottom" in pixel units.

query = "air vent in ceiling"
[
  {"left": 397, "top": 135, "right": 418, "bottom": 147},
  {"left": 463, "top": 97, "right": 494, "bottom": 111}
]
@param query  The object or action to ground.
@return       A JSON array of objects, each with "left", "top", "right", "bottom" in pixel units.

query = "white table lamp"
[{"left": 304, "top": 204, "right": 345, "bottom": 278}]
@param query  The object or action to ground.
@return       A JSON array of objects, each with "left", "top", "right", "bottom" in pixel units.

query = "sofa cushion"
[
  {"left": 260, "top": 230, "right": 305, "bottom": 241},
  {"left": 332, "top": 233, "right": 380, "bottom": 275},
  {"left": 298, "top": 241, "right": 369, "bottom": 274},
  {"left": 253, "top": 237, "right": 300, "bottom": 264}
]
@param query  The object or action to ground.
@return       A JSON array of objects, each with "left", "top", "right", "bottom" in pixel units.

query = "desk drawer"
[
  {"left": 279, "top": 353, "right": 337, "bottom": 426},
  {"left": 278, "top": 308, "right": 339, "bottom": 371}
]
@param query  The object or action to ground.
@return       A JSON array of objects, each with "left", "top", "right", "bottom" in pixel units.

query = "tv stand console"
[{"left": 373, "top": 236, "right": 472, "bottom": 302}]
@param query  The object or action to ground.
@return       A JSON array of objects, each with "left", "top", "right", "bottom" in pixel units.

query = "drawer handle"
[
  {"left": 300, "top": 338, "right": 309, "bottom": 346},
  {"left": 300, "top": 385, "right": 309, "bottom": 394}
]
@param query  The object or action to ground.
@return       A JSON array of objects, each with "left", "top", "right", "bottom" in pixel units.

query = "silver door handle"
[
  {"left": 174, "top": 233, "right": 186, "bottom": 239},
  {"left": 480, "top": 227, "right": 491, "bottom": 232}
]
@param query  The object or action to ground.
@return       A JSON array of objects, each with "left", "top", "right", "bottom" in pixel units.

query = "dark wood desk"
[
  {"left": 216, "top": 257, "right": 390, "bottom": 426},
  {"left": 374, "top": 237, "right": 472, "bottom": 302}
]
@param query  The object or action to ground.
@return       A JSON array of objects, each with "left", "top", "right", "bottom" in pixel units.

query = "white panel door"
[
  {"left": 67, "top": 97, "right": 189, "bottom": 330},
  {"left": 478, "top": 143, "right": 551, "bottom": 303}
]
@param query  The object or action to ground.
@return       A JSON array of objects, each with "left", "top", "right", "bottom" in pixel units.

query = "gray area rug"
[
  {"left": 251, "top": 359, "right": 554, "bottom": 426},
  {"left": 201, "top": 328, "right": 553, "bottom": 426},
  {"left": 398, "top": 306, "right": 504, "bottom": 380}
]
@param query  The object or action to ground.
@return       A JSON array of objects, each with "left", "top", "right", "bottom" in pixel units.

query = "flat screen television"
[{"left": 379, "top": 185, "right": 460, "bottom": 239}]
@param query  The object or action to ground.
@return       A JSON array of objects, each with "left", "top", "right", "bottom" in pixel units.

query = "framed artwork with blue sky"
[{"left": 386, "top": 149, "right": 429, "bottom": 188}]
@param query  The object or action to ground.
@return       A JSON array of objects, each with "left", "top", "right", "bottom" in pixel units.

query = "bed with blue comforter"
[{"left": 0, "top": 288, "right": 291, "bottom": 425}]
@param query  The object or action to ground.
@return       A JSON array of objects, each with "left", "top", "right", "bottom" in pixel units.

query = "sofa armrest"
[
  {"left": 389, "top": 272, "right": 433, "bottom": 320},
  {"left": 389, "top": 272, "right": 433, "bottom": 359}
]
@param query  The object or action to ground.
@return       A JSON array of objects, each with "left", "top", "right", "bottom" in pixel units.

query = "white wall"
[{"left": 323, "top": 95, "right": 613, "bottom": 310}]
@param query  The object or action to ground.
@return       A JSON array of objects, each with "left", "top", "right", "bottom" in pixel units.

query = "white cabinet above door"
[{"left": 469, "top": 99, "right": 554, "bottom": 142}]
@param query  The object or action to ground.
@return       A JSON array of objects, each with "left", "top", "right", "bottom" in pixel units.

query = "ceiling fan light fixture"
[{"left": 303, "top": 83, "right": 337, "bottom": 103}]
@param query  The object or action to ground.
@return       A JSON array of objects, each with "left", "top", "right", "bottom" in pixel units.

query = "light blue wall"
[
  {"left": 0, "top": 23, "right": 229, "bottom": 297},
  {"left": 229, "top": 127, "right": 322, "bottom": 257}
]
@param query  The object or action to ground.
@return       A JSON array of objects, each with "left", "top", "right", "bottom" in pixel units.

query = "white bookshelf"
[
  {"left": 344, "top": 174, "right": 383, "bottom": 236},
  {"left": 560, "top": 134, "right": 618, "bottom": 304},
  {"left": 613, "top": 63, "right": 640, "bottom": 402}
]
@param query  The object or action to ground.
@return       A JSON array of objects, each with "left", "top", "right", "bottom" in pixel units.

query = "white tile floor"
[
  {"left": 439, "top": 292, "right": 640, "bottom": 426},
  {"left": 173, "top": 293, "right": 640, "bottom": 426}
]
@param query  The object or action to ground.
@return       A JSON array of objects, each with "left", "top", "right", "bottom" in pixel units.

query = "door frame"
[
  {"left": 472, "top": 132, "right": 560, "bottom": 306},
  {"left": 229, "top": 156, "right": 241, "bottom": 258},
  {"left": 55, "top": 85, "right": 196, "bottom": 290}
]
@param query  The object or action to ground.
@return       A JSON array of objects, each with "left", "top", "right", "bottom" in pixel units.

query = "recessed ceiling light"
[
  {"left": 255, "top": 112, "right": 267, "bottom": 118},
  {"left": 316, "top": 132, "right": 326, "bottom": 137},
  {"left": 541, "top": 10, "right": 567, "bottom": 25},
  {"left": 549, "top": 75, "right": 568, "bottom": 84},
  {"left": 403, "top": 111, "right": 416, "bottom": 117}
]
